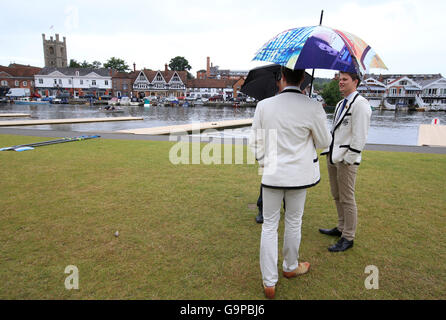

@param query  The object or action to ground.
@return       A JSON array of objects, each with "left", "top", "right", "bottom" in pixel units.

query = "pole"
[
  {"left": 0, "top": 135, "right": 101, "bottom": 151},
  {"left": 309, "top": 9, "right": 324, "bottom": 97}
]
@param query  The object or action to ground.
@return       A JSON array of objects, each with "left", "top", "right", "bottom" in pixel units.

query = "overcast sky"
[{"left": 1, "top": 0, "right": 444, "bottom": 79}]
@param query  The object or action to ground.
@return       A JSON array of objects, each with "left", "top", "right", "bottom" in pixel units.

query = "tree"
[
  {"left": 321, "top": 80, "right": 343, "bottom": 106},
  {"left": 187, "top": 72, "right": 195, "bottom": 80},
  {"left": 81, "top": 60, "right": 92, "bottom": 68},
  {"left": 91, "top": 61, "right": 102, "bottom": 69},
  {"left": 103, "top": 57, "right": 130, "bottom": 72},
  {"left": 168, "top": 56, "right": 192, "bottom": 72},
  {"left": 69, "top": 59, "right": 101, "bottom": 69},
  {"left": 313, "top": 78, "right": 331, "bottom": 92}
]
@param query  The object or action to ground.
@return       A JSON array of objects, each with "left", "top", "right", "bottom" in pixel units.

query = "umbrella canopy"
[
  {"left": 253, "top": 26, "right": 387, "bottom": 75},
  {"left": 240, "top": 64, "right": 313, "bottom": 101}
]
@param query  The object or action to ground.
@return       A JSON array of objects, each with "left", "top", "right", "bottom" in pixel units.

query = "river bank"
[{"left": 1, "top": 103, "right": 446, "bottom": 146}]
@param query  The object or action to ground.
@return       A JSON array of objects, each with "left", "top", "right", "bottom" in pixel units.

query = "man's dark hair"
[
  {"left": 281, "top": 66, "right": 305, "bottom": 86},
  {"left": 340, "top": 71, "right": 361, "bottom": 87}
]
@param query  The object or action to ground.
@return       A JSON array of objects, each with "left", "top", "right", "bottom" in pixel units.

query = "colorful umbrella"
[{"left": 253, "top": 26, "right": 387, "bottom": 75}]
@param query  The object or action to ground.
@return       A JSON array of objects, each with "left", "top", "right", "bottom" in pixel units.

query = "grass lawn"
[{"left": 0, "top": 134, "right": 445, "bottom": 300}]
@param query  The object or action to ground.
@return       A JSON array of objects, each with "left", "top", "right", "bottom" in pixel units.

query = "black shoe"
[
  {"left": 255, "top": 209, "right": 263, "bottom": 224},
  {"left": 319, "top": 227, "right": 342, "bottom": 237},
  {"left": 328, "top": 237, "right": 354, "bottom": 252}
]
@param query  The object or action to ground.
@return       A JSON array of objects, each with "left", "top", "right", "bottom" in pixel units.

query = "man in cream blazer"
[
  {"left": 319, "top": 72, "right": 372, "bottom": 252},
  {"left": 250, "top": 66, "right": 331, "bottom": 299}
]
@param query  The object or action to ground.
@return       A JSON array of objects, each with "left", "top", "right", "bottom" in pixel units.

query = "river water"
[{"left": 1, "top": 103, "right": 446, "bottom": 146}]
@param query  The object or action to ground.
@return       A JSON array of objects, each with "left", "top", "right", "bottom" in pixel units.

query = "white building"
[
  {"left": 418, "top": 77, "right": 446, "bottom": 108},
  {"left": 363, "top": 73, "right": 446, "bottom": 110},
  {"left": 186, "top": 78, "right": 242, "bottom": 100},
  {"left": 386, "top": 76, "right": 422, "bottom": 107},
  {"left": 34, "top": 67, "right": 112, "bottom": 97},
  {"left": 357, "top": 77, "right": 387, "bottom": 108}
]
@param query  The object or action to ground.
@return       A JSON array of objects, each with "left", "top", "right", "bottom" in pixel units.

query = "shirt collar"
[
  {"left": 344, "top": 91, "right": 358, "bottom": 102},
  {"left": 281, "top": 86, "right": 301, "bottom": 92}
]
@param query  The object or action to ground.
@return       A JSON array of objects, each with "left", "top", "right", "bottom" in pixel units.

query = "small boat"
[
  {"left": 108, "top": 97, "right": 119, "bottom": 106},
  {"left": 129, "top": 100, "right": 144, "bottom": 106},
  {"left": 119, "top": 97, "right": 130, "bottom": 106},
  {"left": 102, "top": 106, "right": 124, "bottom": 113},
  {"left": 383, "top": 99, "right": 396, "bottom": 110},
  {"left": 166, "top": 96, "right": 178, "bottom": 103},
  {"left": 194, "top": 98, "right": 204, "bottom": 105}
]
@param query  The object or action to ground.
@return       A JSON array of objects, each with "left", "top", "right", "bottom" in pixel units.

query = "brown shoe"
[
  {"left": 263, "top": 284, "right": 275, "bottom": 299},
  {"left": 283, "top": 262, "right": 311, "bottom": 278}
]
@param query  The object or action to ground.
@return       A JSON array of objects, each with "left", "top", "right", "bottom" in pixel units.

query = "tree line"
[
  {"left": 69, "top": 57, "right": 130, "bottom": 72},
  {"left": 69, "top": 56, "right": 193, "bottom": 79}
]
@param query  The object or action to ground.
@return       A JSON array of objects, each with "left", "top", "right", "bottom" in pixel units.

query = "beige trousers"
[
  {"left": 260, "top": 187, "right": 307, "bottom": 287},
  {"left": 327, "top": 162, "right": 359, "bottom": 241}
]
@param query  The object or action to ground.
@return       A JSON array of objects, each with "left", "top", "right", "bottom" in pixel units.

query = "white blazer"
[
  {"left": 322, "top": 92, "right": 372, "bottom": 165},
  {"left": 249, "top": 87, "right": 332, "bottom": 189}
]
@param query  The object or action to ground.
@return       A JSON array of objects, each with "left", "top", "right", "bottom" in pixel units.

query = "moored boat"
[
  {"left": 14, "top": 97, "right": 50, "bottom": 105},
  {"left": 119, "top": 97, "right": 130, "bottom": 106}
]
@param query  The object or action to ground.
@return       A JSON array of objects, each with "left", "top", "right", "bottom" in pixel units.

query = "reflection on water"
[{"left": 1, "top": 103, "right": 446, "bottom": 146}]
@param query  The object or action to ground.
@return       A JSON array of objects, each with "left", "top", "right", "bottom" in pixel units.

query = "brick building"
[
  {"left": 0, "top": 64, "right": 42, "bottom": 96},
  {"left": 111, "top": 70, "right": 138, "bottom": 98},
  {"left": 198, "top": 56, "right": 248, "bottom": 80}
]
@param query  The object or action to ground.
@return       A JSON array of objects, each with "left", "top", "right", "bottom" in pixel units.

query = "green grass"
[{"left": 0, "top": 134, "right": 445, "bottom": 300}]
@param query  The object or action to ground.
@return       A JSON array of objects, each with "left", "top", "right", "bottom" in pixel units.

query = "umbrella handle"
[{"left": 309, "top": 9, "right": 324, "bottom": 97}]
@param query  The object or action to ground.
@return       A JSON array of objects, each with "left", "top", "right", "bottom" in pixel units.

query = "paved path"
[{"left": 1, "top": 127, "right": 445, "bottom": 154}]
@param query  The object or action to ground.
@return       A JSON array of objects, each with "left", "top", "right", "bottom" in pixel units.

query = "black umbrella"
[{"left": 240, "top": 64, "right": 313, "bottom": 101}]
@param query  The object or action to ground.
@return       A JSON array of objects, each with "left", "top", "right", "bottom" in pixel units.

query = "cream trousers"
[
  {"left": 327, "top": 161, "right": 359, "bottom": 241},
  {"left": 260, "top": 187, "right": 307, "bottom": 287}
]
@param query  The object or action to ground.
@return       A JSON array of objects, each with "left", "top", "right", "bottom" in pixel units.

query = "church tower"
[{"left": 42, "top": 33, "right": 68, "bottom": 68}]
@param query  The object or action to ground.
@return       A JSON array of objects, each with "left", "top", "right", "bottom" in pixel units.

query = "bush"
[{"left": 321, "top": 80, "right": 343, "bottom": 106}]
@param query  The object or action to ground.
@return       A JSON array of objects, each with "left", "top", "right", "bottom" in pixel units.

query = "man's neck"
[
  {"left": 279, "top": 80, "right": 301, "bottom": 92},
  {"left": 343, "top": 90, "right": 357, "bottom": 99}
]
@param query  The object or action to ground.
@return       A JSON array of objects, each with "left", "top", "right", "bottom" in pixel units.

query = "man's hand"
[{"left": 343, "top": 151, "right": 357, "bottom": 165}]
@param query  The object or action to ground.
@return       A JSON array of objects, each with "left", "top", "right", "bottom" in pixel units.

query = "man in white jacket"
[
  {"left": 319, "top": 72, "right": 372, "bottom": 252},
  {"left": 250, "top": 66, "right": 331, "bottom": 299}
]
